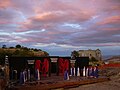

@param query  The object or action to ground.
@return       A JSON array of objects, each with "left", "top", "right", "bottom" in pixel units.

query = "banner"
[
  {"left": 58, "top": 58, "right": 69, "bottom": 75},
  {"left": 35, "top": 60, "right": 41, "bottom": 72},
  {"left": 42, "top": 58, "right": 49, "bottom": 76}
]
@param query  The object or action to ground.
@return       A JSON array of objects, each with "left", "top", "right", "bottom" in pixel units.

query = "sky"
[{"left": 0, "top": 0, "right": 120, "bottom": 56}]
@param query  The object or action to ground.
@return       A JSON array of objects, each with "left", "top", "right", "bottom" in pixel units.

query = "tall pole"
[{"left": 5, "top": 55, "right": 9, "bottom": 85}]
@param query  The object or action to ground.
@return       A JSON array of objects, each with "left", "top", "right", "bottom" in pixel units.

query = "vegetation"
[
  {"left": 2, "top": 45, "right": 6, "bottom": 48},
  {"left": 89, "top": 56, "right": 98, "bottom": 62},
  {"left": 71, "top": 50, "right": 79, "bottom": 58},
  {"left": 15, "top": 44, "right": 21, "bottom": 48},
  {"left": 89, "top": 56, "right": 104, "bottom": 66},
  {"left": 0, "top": 44, "right": 49, "bottom": 64}
]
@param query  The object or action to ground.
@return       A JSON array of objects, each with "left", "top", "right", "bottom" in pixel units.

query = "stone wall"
[{"left": 72, "top": 49, "right": 102, "bottom": 61}]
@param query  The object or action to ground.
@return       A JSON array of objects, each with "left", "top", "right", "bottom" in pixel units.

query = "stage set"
[{"left": 8, "top": 56, "right": 89, "bottom": 82}]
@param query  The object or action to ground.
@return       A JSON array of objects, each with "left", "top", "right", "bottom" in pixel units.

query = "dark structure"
[
  {"left": 75, "top": 57, "right": 89, "bottom": 76},
  {"left": 9, "top": 57, "right": 50, "bottom": 80},
  {"left": 8, "top": 56, "right": 89, "bottom": 80},
  {"left": 8, "top": 56, "right": 71, "bottom": 80}
]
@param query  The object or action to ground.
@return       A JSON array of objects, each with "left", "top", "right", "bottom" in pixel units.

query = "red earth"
[{"left": 99, "top": 63, "right": 120, "bottom": 69}]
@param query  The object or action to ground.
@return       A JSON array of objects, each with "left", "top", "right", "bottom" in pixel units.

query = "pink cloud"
[
  {"left": 97, "top": 15, "right": 120, "bottom": 25},
  {"left": 0, "top": 0, "right": 11, "bottom": 9},
  {"left": 101, "top": 27, "right": 120, "bottom": 31},
  {"left": 111, "top": 6, "right": 120, "bottom": 11}
]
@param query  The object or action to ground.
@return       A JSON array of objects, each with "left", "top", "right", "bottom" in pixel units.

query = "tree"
[
  {"left": 33, "top": 48, "right": 39, "bottom": 51},
  {"left": 2, "top": 45, "right": 6, "bottom": 48},
  {"left": 71, "top": 50, "right": 79, "bottom": 58},
  {"left": 16, "top": 44, "right": 21, "bottom": 48}
]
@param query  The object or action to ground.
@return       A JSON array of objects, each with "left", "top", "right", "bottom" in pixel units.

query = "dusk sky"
[{"left": 0, "top": 0, "right": 120, "bottom": 56}]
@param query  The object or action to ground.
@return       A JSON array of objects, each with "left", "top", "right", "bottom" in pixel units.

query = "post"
[{"left": 4, "top": 55, "right": 9, "bottom": 85}]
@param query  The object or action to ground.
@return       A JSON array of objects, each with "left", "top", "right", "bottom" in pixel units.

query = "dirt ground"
[{"left": 67, "top": 67, "right": 120, "bottom": 90}]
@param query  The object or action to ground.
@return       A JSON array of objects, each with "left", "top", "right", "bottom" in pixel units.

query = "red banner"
[
  {"left": 64, "top": 59, "right": 69, "bottom": 71},
  {"left": 58, "top": 58, "right": 69, "bottom": 75},
  {"left": 42, "top": 58, "right": 49, "bottom": 76},
  {"left": 35, "top": 60, "right": 41, "bottom": 72}
]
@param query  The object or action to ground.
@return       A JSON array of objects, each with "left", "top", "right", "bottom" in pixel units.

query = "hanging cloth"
[
  {"left": 35, "top": 60, "right": 41, "bottom": 72},
  {"left": 64, "top": 59, "right": 69, "bottom": 71},
  {"left": 42, "top": 58, "right": 49, "bottom": 77},
  {"left": 58, "top": 58, "right": 65, "bottom": 75}
]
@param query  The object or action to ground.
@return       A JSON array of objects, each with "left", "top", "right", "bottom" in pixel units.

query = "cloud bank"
[{"left": 0, "top": 0, "right": 120, "bottom": 56}]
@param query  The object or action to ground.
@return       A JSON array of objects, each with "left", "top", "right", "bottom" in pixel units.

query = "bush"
[{"left": 15, "top": 44, "right": 21, "bottom": 48}]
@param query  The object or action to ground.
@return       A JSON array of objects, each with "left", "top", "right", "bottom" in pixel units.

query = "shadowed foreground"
[{"left": 7, "top": 76, "right": 109, "bottom": 90}]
